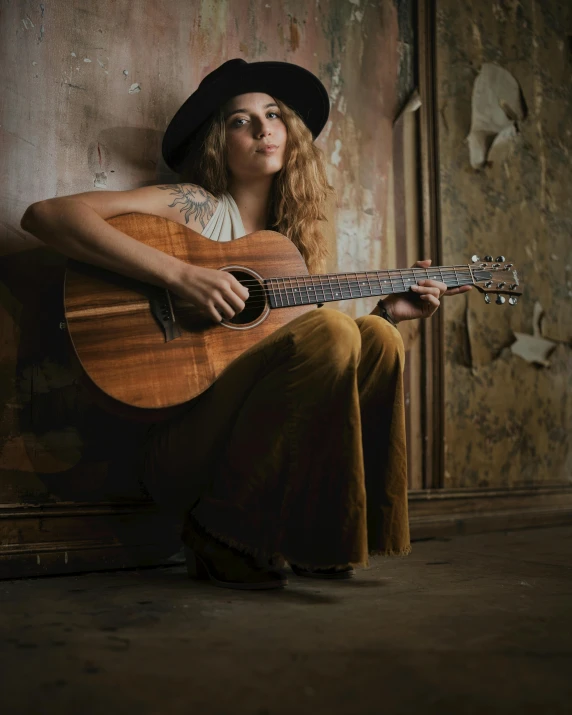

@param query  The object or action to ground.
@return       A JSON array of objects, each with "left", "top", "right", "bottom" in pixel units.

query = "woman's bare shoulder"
[
  {"left": 154, "top": 183, "right": 219, "bottom": 230},
  {"left": 47, "top": 182, "right": 220, "bottom": 232}
]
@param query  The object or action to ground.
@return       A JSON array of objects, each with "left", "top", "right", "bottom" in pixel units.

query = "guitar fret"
[
  {"left": 304, "top": 277, "right": 315, "bottom": 305},
  {"left": 327, "top": 274, "right": 334, "bottom": 301},
  {"left": 282, "top": 277, "right": 291, "bottom": 306},
  {"left": 271, "top": 278, "right": 280, "bottom": 308},
  {"left": 316, "top": 277, "right": 326, "bottom": 303},
  {"left": 366, "top": 272, "right": 373, "bottom": 298},
  {"left": 335, "top": 273, "right": 343, "bottom": 301}
]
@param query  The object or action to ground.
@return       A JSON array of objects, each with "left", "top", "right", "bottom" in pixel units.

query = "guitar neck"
[{"left": 265, "top": 266, "right": 474, "bottom": 308}]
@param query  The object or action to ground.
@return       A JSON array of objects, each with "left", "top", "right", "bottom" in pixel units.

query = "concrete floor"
[{"left": 1, "top": 526, "right": 571, "bottom": 715}]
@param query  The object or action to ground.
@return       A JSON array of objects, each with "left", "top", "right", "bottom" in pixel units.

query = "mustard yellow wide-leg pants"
[{"left": 142, "top": 308, "right": 410, "bottom": 569}]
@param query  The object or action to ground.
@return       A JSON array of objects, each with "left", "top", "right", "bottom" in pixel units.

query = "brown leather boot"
[{"left": 182, "top": 515, "right": 287, "bottom": 591}]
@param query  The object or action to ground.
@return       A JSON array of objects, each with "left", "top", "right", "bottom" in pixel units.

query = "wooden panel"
[
  {"left": 0, "top": 502, "right": 181, "bottom": 580},
  {"left": 409, "top": 485, "right": 572, "bottom": 539}
]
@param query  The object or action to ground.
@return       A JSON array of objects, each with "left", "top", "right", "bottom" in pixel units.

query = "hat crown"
[{"left": 199, "top": 58, "right": 247, "bottom": 89}]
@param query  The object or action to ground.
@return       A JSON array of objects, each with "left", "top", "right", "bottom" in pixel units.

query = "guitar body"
[{"left": 64, "top": 213, "right": 313, "bottom": 416}]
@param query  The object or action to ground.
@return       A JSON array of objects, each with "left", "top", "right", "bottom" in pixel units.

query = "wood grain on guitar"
[{"left": 63, "top": 213, "right": 521, "bottom": 414}]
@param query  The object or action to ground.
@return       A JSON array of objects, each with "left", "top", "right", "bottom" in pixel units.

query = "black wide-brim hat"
[{"left": 162, "top": 58, "right": 330, "bottom": 173}]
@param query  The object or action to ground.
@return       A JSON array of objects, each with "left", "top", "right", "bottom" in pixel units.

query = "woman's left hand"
[{"left": 382, "top": 259, "right": 472, "bottom": 323}]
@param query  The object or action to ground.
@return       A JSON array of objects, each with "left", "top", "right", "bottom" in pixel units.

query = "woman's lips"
[{"left": 257, "top": 145, "right": 279, "bottom": 154}]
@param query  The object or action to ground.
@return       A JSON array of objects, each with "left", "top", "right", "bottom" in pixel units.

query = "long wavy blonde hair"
[{"left": 181, "top": 99, "right": 332, "bottom": 273}]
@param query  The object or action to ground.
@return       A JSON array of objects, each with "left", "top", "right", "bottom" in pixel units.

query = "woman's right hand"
[{"left": 173, "top": 263, "right": 250, "bottom": 323}]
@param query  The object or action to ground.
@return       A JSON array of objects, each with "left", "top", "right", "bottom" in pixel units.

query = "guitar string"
[
  {"left": 231, "top": 266, "right": 480, "bottom": 290},
  {"left": 233, "top": 271, "right": 496, "bottom": 297},
  {"left": 238, "top": 269, "right": 484, "bottom": 299},
  {"left": 169, "top": 265, "right": 508, "bottom": 310},
  {"left": 239, "top": 276, "right": 477, "bottom": 293},
  {"left": 233, "top": 269, "right": 483, "bottom": 293},
  {"left": 238, "top": 276, "right": 477, "bottom": 301},
  {"left": 174, "top": 277, "right": 479, "bottom": 312}
]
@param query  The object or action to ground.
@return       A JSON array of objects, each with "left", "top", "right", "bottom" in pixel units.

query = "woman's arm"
[
  {"left": 21, "top": 188, "right": 190, "bottom": 290},
  {"left": 20, "top": 187, "right": 249, "bottom": 322}
]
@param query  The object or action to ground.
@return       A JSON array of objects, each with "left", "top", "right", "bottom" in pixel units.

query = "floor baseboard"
[{"left": 2, "top": 485, "right": 571, "bottom": 579}]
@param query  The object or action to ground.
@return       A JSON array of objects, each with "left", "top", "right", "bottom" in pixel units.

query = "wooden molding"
[
  {"left": 417, "top": 0, "right": 444, "bottom": 489},
  {"left": 409, "top": 485, "right": 572, "bottom": 539},
  {"left": 0, "top": 500, "right": 182, "bottom": 580}
]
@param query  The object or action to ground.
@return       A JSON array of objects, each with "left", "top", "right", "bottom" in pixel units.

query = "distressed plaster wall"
[
  {"left": 1, "top": 0, "right": 412, "bottom": 551},
  {"left": 437, "top": 0, "right": 572, "bottom": 488}
]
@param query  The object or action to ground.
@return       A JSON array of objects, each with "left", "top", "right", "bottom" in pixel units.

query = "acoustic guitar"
[{"left": 64, "top": 213, "right": 521, "bottom": 416}]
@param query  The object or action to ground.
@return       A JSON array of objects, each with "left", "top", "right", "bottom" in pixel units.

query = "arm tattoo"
[{"left": 157, "top": 184, "right": 218, "bottom": 229}]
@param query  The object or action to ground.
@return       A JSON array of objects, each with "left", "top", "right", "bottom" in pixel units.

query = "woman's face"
[{"left": 223, "top": 92, "right": 287, "bottom": 181}]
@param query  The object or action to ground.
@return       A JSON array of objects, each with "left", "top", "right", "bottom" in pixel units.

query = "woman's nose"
[{"left": 254, "top": 119, "right": 271, "bottom": 137}]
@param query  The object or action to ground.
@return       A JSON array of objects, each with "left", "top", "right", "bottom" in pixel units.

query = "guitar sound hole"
[{"left": 226, "top": 270, "right": 266, "bottom": 325}]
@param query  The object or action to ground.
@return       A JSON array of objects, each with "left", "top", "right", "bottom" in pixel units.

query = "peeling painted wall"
[
  {"left": 437, "top": 0, "right": 572, "bottom": 487},
  {"left": 1, "top": 1, "right": 410, "bottom": 512}
]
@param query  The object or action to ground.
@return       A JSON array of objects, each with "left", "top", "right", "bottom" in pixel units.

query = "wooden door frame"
[{"left": 417, "top": 0, "right": 444, "bottom": 489}]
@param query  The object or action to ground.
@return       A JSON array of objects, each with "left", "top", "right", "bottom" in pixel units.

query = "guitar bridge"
[{"left": 149, "top": 289, "right": 181, "bottom": 342}]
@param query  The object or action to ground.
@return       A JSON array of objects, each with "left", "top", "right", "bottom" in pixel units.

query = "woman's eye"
[{"left": 230, "top": 112, "right": 281, "bottom": 127}]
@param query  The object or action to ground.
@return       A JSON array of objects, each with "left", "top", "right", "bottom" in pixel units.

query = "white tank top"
[{"left": 200, "top": 192, "right": 246, "bottom": 242}]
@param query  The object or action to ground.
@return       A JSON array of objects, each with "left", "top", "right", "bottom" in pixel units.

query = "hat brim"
[{"left": 162, "top": 61, "right": 330, "bottom": 173}]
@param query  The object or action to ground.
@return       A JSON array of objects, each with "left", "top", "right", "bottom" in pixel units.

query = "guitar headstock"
[{"left": 469, "top": 255, "right": 522, "bottom": 305}]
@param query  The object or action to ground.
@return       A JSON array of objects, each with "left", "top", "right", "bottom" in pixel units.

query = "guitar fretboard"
[{"left": 265, "top": 266, "right": 480, "bottom": 308}]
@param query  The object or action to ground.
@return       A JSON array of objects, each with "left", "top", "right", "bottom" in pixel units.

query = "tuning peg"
[
  {"left": 471, "top": 254, "right": 480, "bottom": 263},
  {"left": 509, "top": 296, "right": 518, "bottom": 305},
  {"left": 484, "top": 293, "right": 491, "bottom": 304},
  {"left": 496, "top": 295, "right": 506, "bottom": 305},
  {"left": 484, "top": 255, "right": 493, "bottom": 261},
  {"left": 496, "top": 255, "right": 505, "bottom": 262}
]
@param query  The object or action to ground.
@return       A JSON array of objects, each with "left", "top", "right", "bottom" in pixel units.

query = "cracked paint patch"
[
  {"left": 94, "top": 172, "right": 107, "bottom": 188},
  {"left": 467, "top": 63, "right": 526, "bottom": 168},
  {"left": 511, "top": 302, "right": 558, "bottom": 367}
]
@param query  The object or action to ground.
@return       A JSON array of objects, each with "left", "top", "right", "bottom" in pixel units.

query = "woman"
[{"left": 20, "top": 59, "right": 470, "bottom": 591}]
